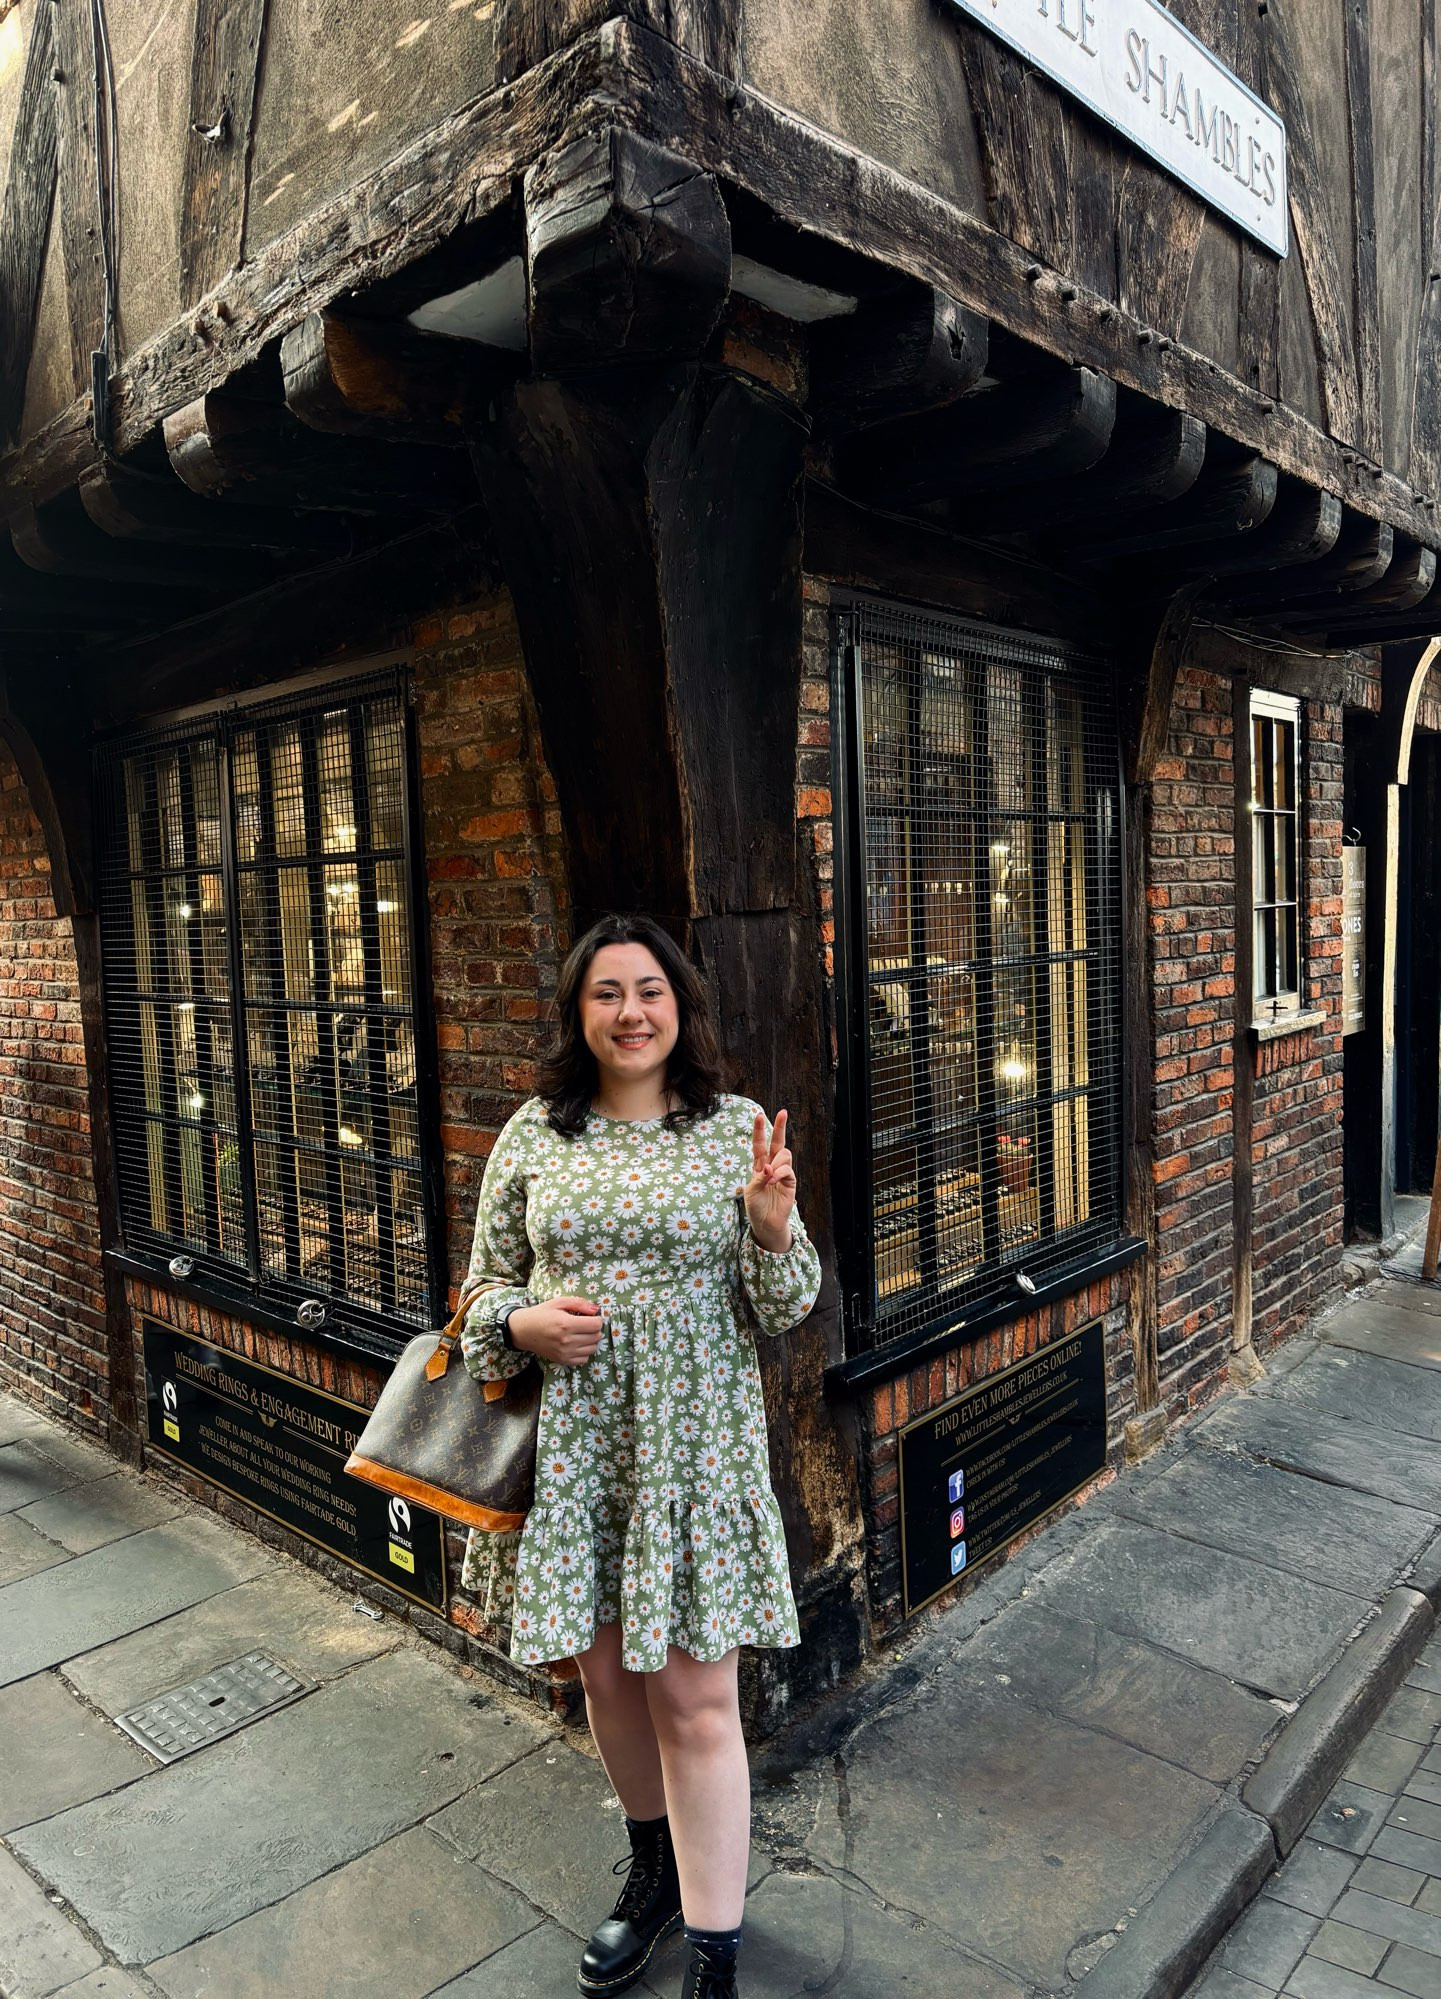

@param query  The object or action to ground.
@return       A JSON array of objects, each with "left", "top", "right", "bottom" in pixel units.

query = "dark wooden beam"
[
  {"left": 9, "top": 492, "right": 260, "bottom": 594},
  {"left": 52, "top": 4, "right": 105, "bottom": 400},
  {"left": 1214, "top": 510, "right": 1394, "bottom": 614},
  {"left": 0, "top": 539, "right": 160, "bottom": 633},
  {"left": 494, "top": 0, "right": 741, "bottom": 85},
  {"left": 0, "top": 3, "right": 60, "bottom": 444},
  {"left": 78, "top": 506, "right": 499, "bottom": 722},
  {"left": 280, "top": 312, "right": 520, "bottom": 445},
  {"left": 1412, "top": 0, "right": 1441, "bottom": 501},
  {"left": 946, "top": 390, "right": 1205, "bottom": 536},
  {"left": 1177, "top": 479, "right": 1343, "bottom": 582},
  {"left": 1070, "top": 446, "right": 1278, "bottom": 559},
  {"left": 808, "top": 284, "right": 988, "bottom": 433},
  {"left": 1279, "top": 535, "right": 1438, "bottom": 632},
  {"left": 5, "top": 21, "right": 1440, "bottom": 566},
  {"left": 180, "top": 0, "right": 270, "bottom": 305},
  {"left": 1344, "top": 0, "right": 1382, "bottom": 463},
  {"left": 163, "top": 392, "right": 477, "bottom": 513},
  {"left": 802, "top": 480, "right": 1105, "bottom": 644},
  {"left": 77, "top": 456, "right": 351, "bottom": 553},
  {"left": 842, "top": 363, "right": 1117, "bottom": 509},
  {"left": 523, "top": 127, "right": 731, "bottom": 374}
]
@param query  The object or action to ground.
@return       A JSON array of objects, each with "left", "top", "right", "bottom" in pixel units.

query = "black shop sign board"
[
  {"left": 897, "top": 1320, "right": 1107, "bottom": 1616},
  {"left": 142, "top": 1318, "right": 446, "bottom": 1611}
]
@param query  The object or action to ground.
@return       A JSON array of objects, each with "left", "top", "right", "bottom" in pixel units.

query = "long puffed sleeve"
[
  {"left": 738, "top": 1205, "right": 823, "bottom": 1337},
  {"left": 459, "top": 1104, "right": 538, "bottom": 1383}
]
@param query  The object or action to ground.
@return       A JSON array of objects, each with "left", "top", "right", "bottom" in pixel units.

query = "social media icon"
[
  {"left": 947, "top": 1469, "right": 965, "bottom": 1504},
  {"left": 950, "top": 1541, "right": 968, "bottom": 1575},
  {"left": 950, "top": 1506, "right": 965, "bottom": 1538}
]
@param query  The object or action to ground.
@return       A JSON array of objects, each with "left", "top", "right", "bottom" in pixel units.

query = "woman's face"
[{"left": 579, "top": 942, "right": 681, "bottom": 1091}]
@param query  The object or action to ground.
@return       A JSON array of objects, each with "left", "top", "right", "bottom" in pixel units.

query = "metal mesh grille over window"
[
  {"left": 839, "top": 602, "right": 1124, "bottom": 1352},
  {"left": 97, "top": 673, "right": 435, "bottom": 1346}
]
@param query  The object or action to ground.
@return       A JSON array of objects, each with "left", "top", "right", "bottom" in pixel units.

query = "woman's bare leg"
[
  {"left": 645, "top": 1646, "right": 748, "bottom": 1930},
  {"left": 574, "top": 1621, "right": 667, "bottom": 1819}
]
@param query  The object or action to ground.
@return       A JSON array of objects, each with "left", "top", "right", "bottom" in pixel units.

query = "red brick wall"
[
  {"left": 1148, "top": 666, "right": 1238, "bottom": 1415},
  {"left": 1248, "top": 696, "right": 1345, "bottom": 1347},
  {"left": 0, "top": 743, "right": 109, "bottom": 1435}
]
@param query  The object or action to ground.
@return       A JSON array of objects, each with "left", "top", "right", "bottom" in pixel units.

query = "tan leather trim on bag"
[
  {"left": 424, "top": 1279, "right": 510, "bottom": 1383},
  {"left": 343, "top": 1453, "right": 527, "bottom": 1532},
  {"left": 481, "top": 1379, "right": 508, "bottom": 1404}
]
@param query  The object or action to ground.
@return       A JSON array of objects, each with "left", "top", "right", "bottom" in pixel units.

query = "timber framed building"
[{"left": 1, "top": 0, "right": 1440, "bottom": 1720}]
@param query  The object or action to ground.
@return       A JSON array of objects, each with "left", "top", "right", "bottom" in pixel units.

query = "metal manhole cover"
[{"left": 115, "top": 1651, "right": 309, "bottom": 1763}]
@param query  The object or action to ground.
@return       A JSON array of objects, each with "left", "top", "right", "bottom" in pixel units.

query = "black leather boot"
[
  {"left": 679, "top": 1934, "right": 740, "bottom": 1998},
  {"left": 576, "top": 1814, "right": 682, "bottom": 1996}
]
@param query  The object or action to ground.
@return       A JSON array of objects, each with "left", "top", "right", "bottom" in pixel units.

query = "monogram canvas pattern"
[
  {"left": 347, "top": 1322, "right": 541, "bottom": 1526},
  {"left": 459, "top": 1095, "right": 822, "bottom": 1671}
]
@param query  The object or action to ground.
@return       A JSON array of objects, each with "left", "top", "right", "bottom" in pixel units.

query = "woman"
[{"left": 458, "top": 913, "right": 821, "bottom": 1999}]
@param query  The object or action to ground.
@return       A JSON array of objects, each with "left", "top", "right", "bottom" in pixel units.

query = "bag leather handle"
[{"left": 425, "top": 1279, "right": 509, "bottom": 1382}]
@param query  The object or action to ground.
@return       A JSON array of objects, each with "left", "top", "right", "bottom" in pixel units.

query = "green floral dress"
[{"left": 458, "top": 1094, "right": 822, "bottom": 1672}]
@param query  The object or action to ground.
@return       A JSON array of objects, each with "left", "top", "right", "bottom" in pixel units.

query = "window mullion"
[
  {"left": 252, "top": 728, "right": 303, "bottom": 1283},
  {"left": 176, "top": 746, "right": 222, "bottom": 1257},
  {"left": 971, "top": 660, "right": 1002, "bottom": 1271},
  {"left": 140, "top": 758, "right": 186, "bottom": 1241},
  {"left": 346, "top": 705, "right": 397, "bottom": 1315},
  {"left": 298, "top": 724, "right": 349, "bottom": 1302},
  {"left": 905, "top": 661, "right": 941, "bottom": 1296},
  {"left": 1029, "top": 677, "right": 1057, "bottom": 1245},
  {"left": 218, "top": 732, "right": 263, "bottom": 1284}
]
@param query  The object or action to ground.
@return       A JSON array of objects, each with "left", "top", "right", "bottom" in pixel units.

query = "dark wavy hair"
[{"left": 536, "top": 914, "right": 728, "bottom": 1139}]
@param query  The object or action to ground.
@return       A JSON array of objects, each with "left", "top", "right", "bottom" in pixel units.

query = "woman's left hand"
[{"left": 737, "top": 1108, "right": 795, "bottom": 1254}]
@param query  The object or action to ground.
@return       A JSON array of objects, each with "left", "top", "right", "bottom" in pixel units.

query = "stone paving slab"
[
  {"left": 59, "top": 1565, "right": 402, "bottom": 1715},
  {"left": 1215, "top": 1896, "right": 1320, "bottom": 1987},
  {"left": 1110, "top": 1453, "right": 1437, "bottom": 1599},
  {"left": 0, "top": 1672, "right": 153, "bottom": 1833},
  {"left": 1270, "top": 1349, "right": 1441, "bottom": 1448},
  {"left": 0, "top": 1511, "right": 69, "bottom": 1586},
  {"left": 145, "top": 1825, "right": 535, "bottom": 1999},
  {"left": 427, "top": 1922, "right": 590, "bottom": 1997},
  {"left": 804, "top": 1680, "right": 1217, "bottom": 1990},
  {"left": 642, "top": 1869, "right": 1031, "bottom": 1999},
  {"left": 47, "top": 1973, "right": 150, "bottom": 1999},
  {"left": 1264, "top": 1840, "right": 1362, "bottom": 1919},
  {"left": 0, "top": 1440, "right": 94, "bottom": 1516},
  {"left": 16, "top": 1473, "right": 180, "bottom": 1556},
  {"left": 431, "top": 1741, "right": 655, "bottom": 1941},
  {"left": 0, "top": 1396, "right": 59, "bottom": 1448},
  {"left": 1025, "top": 1518, "right": 1366, "bottom": 1700},
  {"left": 1320, "top": 1310, "right": 1441, "bottom": 1373},
  {"left": 0, "top": 1845, "right": 103, "bottom": 1998},
  {"left": 1193, "top": 1399, "right": 1441, "bottom": 1514},
  {"left": 11, "top": 1649, "right": 550, "bottom": 1963},
  {"left": 0, "top": 1516, "right": 275, "bottom": 1688},
  {"left": 949, "top": 1597, "right": 1280, "bottom": 1782}
]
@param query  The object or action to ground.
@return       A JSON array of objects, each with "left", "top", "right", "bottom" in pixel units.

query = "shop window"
[
  {"left": 1249, "top": 690, "right": 1303, "bottom": 1019},
  {"left": 97, "top": 669, "right": 440, "bottom": 1350},
  {"left": 835, "top": 601, "right": 1124, "bottom": 1354}
]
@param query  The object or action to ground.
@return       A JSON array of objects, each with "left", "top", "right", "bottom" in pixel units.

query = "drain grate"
[{"left": 115, "top": 1651, "right": 310, "bottom": 1763}]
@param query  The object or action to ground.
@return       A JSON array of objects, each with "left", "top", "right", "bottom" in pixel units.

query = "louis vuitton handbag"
[{"left": 344, "top": 1282, "right": 541, "bottom": 1531}]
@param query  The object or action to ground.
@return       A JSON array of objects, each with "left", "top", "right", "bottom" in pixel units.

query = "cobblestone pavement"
[{"left": 1191, "top": 1539, "right": 1441, "bottom": 1999}]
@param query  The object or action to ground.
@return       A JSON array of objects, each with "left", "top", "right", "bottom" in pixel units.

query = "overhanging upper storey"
[{"left": 0, "top": 0, "right": 1437, "bottom": 665}]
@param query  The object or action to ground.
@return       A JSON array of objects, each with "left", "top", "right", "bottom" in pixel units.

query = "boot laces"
[
  {"left": 685, "top": 1958, "right": 735, "bottom": 1999},
  {"left": 610, "top": 1840, "right": 663, "bottom": 1923}
]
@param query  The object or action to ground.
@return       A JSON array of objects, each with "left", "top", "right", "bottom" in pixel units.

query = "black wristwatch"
[{"left": 497, "top": 1300, "right": 524, "bottom": 1350}]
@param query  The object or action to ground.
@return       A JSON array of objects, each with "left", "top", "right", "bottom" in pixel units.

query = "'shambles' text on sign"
[{"left": 947, "top": 0, "right": 1289, "bottom": 257}]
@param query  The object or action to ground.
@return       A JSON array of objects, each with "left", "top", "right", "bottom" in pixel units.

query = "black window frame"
[
  {"left": 832, "top": 595, "right": 1128, "bottom": 1365},
  {"left": 95, "top": 660, "right": 448, "bottom": 1360}
]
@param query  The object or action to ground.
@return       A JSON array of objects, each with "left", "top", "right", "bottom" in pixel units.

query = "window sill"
[
  {"left": 823, "top": 1235, "right": 1147, "bottom": 1394},
  {"left": 106, "top": 1249, "right": 413, "bottom": 1367},
  {"left": 1251, "top": 1008, "right": 1327, "bottom": 1043}
]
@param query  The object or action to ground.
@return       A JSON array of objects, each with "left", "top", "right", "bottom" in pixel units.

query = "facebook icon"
[{"left": 947, "top": 1468, "right": 965, "bottom": 1505}]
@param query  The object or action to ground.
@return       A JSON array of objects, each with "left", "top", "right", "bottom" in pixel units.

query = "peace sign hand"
[{"left": 736, "top": 1109, "right": 796, "bottom": 1255}]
